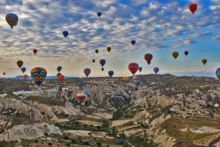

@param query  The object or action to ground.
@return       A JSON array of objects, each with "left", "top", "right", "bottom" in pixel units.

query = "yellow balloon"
[
  {"left": 172, "top": 52, "right": 179, "bottom": 59},
  {"left": 123, "top": 76, "right": 128, "bottom": 82},
  {"left": 202, "top": 59, "right": 207, "bottom": 65}
]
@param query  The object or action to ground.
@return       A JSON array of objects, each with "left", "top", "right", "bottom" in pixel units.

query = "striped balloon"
[
  {"left": 77, "top": 93, "right": 86, "bottom": 103},
  {"left": 144, "top": 53, "right": 153, "bottom": 62},
  {"left": 84, "top": 68, "right": 91, "bottom": 77},
  {"left": 108, "top": 71, "right": 114, "bottom": 78},
  {"left": 17, "top": 60, "right": 23, "bottom": 68},
  {"left": 106, "top": 91, "right": 112, "bottom": 98},
  {"left": 128, "top": 63, "right": 139, "bottom": 75},
  {"left": 5, "top": 13, "right": 18, "bottom": 29},
  {"left": 31, "top": 67, "right": 47, "bottom": 86}
]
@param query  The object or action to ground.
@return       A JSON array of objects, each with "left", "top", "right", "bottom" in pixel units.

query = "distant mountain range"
[{"left": 3, "top": 76, "right": 80, "bottom": 80}]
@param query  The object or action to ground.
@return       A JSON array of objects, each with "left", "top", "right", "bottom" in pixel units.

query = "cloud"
[{"left": 183, "top": 40, "right": 196, "bottom": 45}]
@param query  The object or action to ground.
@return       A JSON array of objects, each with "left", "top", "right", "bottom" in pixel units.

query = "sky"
[{"left": 1, "top": 0, "right": 220, "bottom": 78}]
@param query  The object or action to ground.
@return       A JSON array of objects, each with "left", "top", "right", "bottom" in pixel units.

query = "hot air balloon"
[
  {"left": 100, "top": 59, "right": 106, "bottom": 67},
  {"left": 57, "top": 73, "right": 62, "bottom": 78},
  {"left": 101, "top": 68, "right": 104, "bottom": 71},
  {"left": 21, "top": 67, "right": 26, "bottom": 73},
  {"left": 144, "top": 54, "right": 153, "bottom": 64},
  {"left": 5, "top": 13, "right": 18, "bottom": 29},
  {"left": 108, "top": 71, "right": 114, "bottom": 78},
  {"left": 3, "top": 72, "right": 5, "bottom": 76},
  {"left": 128, "top": 63, "right": 139, "bottom": 75},
  {"left": 77, "top": 93, "right": 86, "bottom": 103},
  {"left": 85, "top": 89, "right": 91, "bottom": 93},
  {"left": 139, "top": 67, "right": 142, "bottom": 72},
  {"left": 123, "top": 76, "right": 128, "bottom": 82},
  {"left": 92, "top": 59, "right": 95, "bottom": 63},
  {"left": 23, "top": 75, "right": 28, "bottom": 80},
  {"left": 154, "top": 67, "right": 159, "bottom": 74},
  {"left": 133, "top": 76, "right": 137, "bottom": 80},
  {"left": 79, "top": 77, "right": 82, "bottom": 80},
  {"left": 15, "top": 22, "right": 17, "bottom": 26},
  {"left": 107, "top": 47, "right": 111, "bottom": 52},
  {"left": 131, "top": 40, "right": 136, "bottom": 45},
  {"left": 58, "top": 75, "right": 64, "bottom": 82},
  {"left": 172, "top": 52, "right": 179, "bottom": 59},
  {"left": 63, "top": 31, "right": 68, "bottom": 38},
  {"left": 79, "top": 81, "right": 84, "bottom": 86},
  {"left": 115, "top": 94, "right": 122, "bottom": 102},
  {"left": 147, "top": 61, "right": 151, "bottom": 65},
  {"left": 57, "top": 66, "right": 62, "bottom": 72},
  {"left": 97, "top": 12, "right": 102, "bottom": 17},
  {"left": 189, "top": 4, "right": 197, "bottom": 14},
  {"left": 106, "top": 91, "right": 112, "bottom": 99},
  {"left": 184, "top": 51, "right": 188, "bottom": 56},
  {"left": 134, "top": 79, "right": 140, "bottom": 86},
  {"left": 31, "top": 67, "right": 47, "bottom": 86},
  {"left": 95, "top": 49, "right": 99, "bottom": 54},
  {"left": 202, "top": 59, "right": 207, "bottom": 65},
  {"left": 17, "top": 60, "right": 23, "bottom": 68},
  {"left": 216, "top": 68, "right": 220, "bottom": 80},
  {"left": 33, "top": 49, "right": 37, "bottom": 55},
  {"left": 84, "top": 68, "right": 91, "bottom": 77}
]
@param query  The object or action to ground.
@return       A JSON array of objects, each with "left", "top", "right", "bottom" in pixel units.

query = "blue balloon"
[
  {"left": 154, "top": 67, "right": 159, "bottom": 74},
  {"left": 134, "top": 79, "right": 140, "bottom": 86},
  {"left": 63, "top": 31, "right": 68, "bottom": 38},
  {"left": 131, "top": 40, "right": 136, "bottom": 45},
  {"left": 57, "top": 66, "right": 62, "bottom": 72},
  {"left": 101, "top": 68, "right": 104, "bottom": 71},
  {"left": 216, "top": 67, "right": 220, "bottom": 80},
  {"left": 85, "top": 89, "right": 91, "bottom": 93},
  {"left": 139, "top": 67, "right": 142, "bottom": 72},
  {"left": 147, "top": 61, "right": 151, "bottom": 65},
  {"left": 79, "top": 81, "right": 84, "bottom": 86},
  {"left": 100, "top": 59, "right": 106, "bottom": 67},
  {"left": 21, "top": 67, "right": 26, "bottom": 73},
  {"left": 92, "top": 59, "right": 95, "bottom": 63},
  {"left": 115, "top": 94, "right": 122, "bottom": 101},
  {"left": 108, "top": 70, "right": 114, "bottom": 78}
]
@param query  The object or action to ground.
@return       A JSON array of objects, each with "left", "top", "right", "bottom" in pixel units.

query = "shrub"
[
  {"left": 44, "top": 133, "right": 48, "bottom": 136},
  {"left": 48, "top": 142, "right": 52, "bottom": 146},
  {"left": 71, "top": 139, "right": 75, "bottom": 143},
  {"left": 34, "top": 140, "right": 38, "bottom": 143},
  {"left": 64, "top": 136, "right": 69, "bottom": 140},
  {"left": 66, "top": 143, "right": 70, "bottom": 146},
  {"left": 96, "top": 142, "right": 102, "bottom": 147}
]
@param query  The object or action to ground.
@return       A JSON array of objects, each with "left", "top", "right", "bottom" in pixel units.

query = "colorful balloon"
[
  {"left": 107, "top": 47, "right": 111, "bottom": 52},
  {"left": 58, "top": 75, "right": 64, "bottom": 82},
  {"left": 108, "top": 71, "right": 114, "bottom": 78},
  {"left": 128, "top": 63, "right": 139, "bottom": 75},
  {"left": 131, "top": 40, "right": 136, "bottom": 45},
  {"left": 134, "top": 79, "right": 140, "bottom": 86},
  {"left": 95, "top": 49, "right": 99, "bottom": 54},
  {"left": 189, "top": 4, "right": 197, "bottom": 14},
  {"left": 202, "top": 59, "right": 207, "bottom": 65},
  {"left": 63, "top": 31, "right": 68, "bottom": 38},
  {"left": 57, "top": 73, "right": 62, "bottom": 78},
  {"left": 115, "top": 94, "right": 122, "bottom": 102},
  {"left": 172, "top": 52, "right": 179, "bottom": 59},
  {"left": 17, "top": 60, "right": 23, "bottom": 68},
  {"left": 5, "top": 13, "right": 18, "bottom": 29},
  {"left": 57, "top": 66, "right": 62, "bottom": 72},
  {"left": 106, "top": 91, "right": 112, "bottom": 99},
  {"left": 97, "top": 12, "right": 102, "bottom": 17},
  {"left": 101, "top": 68, "right": 104, "bottom": 71},
  {"left": 77, "top": 93, "right": 86, "bottom": 103},
  {"left": 123, "top": 76, "right": 128, "bottom": 82},
  {"left": 100, "top": 59, "right": 106, "bottom": 67},
  {"left": 23, "top": 75, "right": 28, "bottom": 80},
  {"left": 21, "top": 67, "right": 26, "bottom": 73},
  {"left": 139, "top": 67, "right": 142, "bottom": 72},
  {"left": 216, "top": 68, "right": 220, "bottom": 80},
  {"left": 154, "top": 67, "right": 159, "bottom": 74},
  {"left": 184, "top": 51, "right": 188, "bottom": 56},
  {"left": 144, "top": 54, "right": 153, "bottom": 63},
  {"left": 33, "top": 49, "right": 37, "bottom": 54},
  {"left": 31, "top": 67, "right": 47, "bottom": 86},
  {"left": 92, "top": 59, "right": 95, "bottom": 63},
  {"left": 84, "top": 68, "right": 91, "bottom": 77}
]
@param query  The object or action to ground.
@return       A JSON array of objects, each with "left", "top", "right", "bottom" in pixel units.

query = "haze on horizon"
[{"left": 1, "top": 0, "right": 220, "bottom": 78}]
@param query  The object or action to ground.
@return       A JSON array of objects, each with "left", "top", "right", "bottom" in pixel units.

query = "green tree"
[
  {"left": 96, "top": 142, "right": 102, "bottom": 147},
  {"left": 112, "top": 126, "right": 117, "bottom": 137}
]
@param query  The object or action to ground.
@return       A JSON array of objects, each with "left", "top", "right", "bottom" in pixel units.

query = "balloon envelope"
[
  {"left": 134, "top": 79, "right": 140, "bottom": 86},
  {"left": 79, "top": 81, "right": 84, "bottom": 86},
  {"left": 154, "top": 67, "right": 159, "bottom": 74},
  {"left": 84, "top": 68, "right": 91, "bottom": 77},
  {"left": 101, "top": 68, "right": 104, "bottom": 71},
  {"left": 108, "top": 71, "right": 114, "bottom": 78},
  {"left": 77, "top": 93, "right": 86, "bottom": 103},
  {"left": 131, "top": 40, "right": 136, "bottom": 45},
  {"left": 144, "top": 54, "right": 153, "bottom": 62},
  {"left": 128, "top": 63, "right": 139, "bottom": 75},
  {"left": 107, "top": 47, "right": 111, "bottom": 52},
  {"left": 31, "top": 67, "right": 47, "bottom": 86},
  {"left": 106, "top": 91, "right": 112, "bottom": 98},
  {"left": 92, "top": 59, "right": 95, "bottom": 63},
  {"left": 100, "top": 59, "right": 106, "bottom": 67},
  {"left": 57, "top": 66, "right": 62, "bottom": 72},
  {"left": 3, "top": 72, "right": 5, "bottom": 75},
  {"left": 58, "top": 75, "right": 64, "bottom": 82},
  {"left": 115, "top": 94, "right": 122, "bottom": 102},
  {"left": 57, "top": 73, "right": 62, "bottom": 77},
  {"left": 17, "top": 60, "right": 23, "bottom": 68},
  {"left": 33, "top": 49, "right": 37, "bottom": 54},
  {"left": 97, "top": 12, "right": 102, "bottom": 17},
  {"left": 189, "top": 4, "right": 197, "bottom": 14},
  {"left": 139, "top": 67, "right": 142, "bottom": 72},
  {"left": 85, "top": 89, "right": 91, "bottom": 93},
  {"left": 184, "top": 51, "right": 189, "bottom": 56},
  {"left": 63, "top": 31, "right": 68, "bottom": 38},
  {"left": 202, "top": 59, "right": 207, "bottom": 65},
  {"left": 123, "top": 76, "right": 128, "bottom": 82},
  {"left": 79, "top": 77, "right": 82, "bottom": 80},
  {"left": 21, "top": 67, "right": 26, "bottom": 73},
  {"left": 6, "top": 13, "right": 18, "bottom": 29},
  {"left": 95, "top": 49, "right": 99, "bottom": 53},
  {"left": 216, "top": 68, "right": 220, "bottom": 80},
  {"left": 133, "top": 76, "right": 137, "bottom": 80},
  {"left": 172, "top": 52, "right": 179, "bottom": 59},
  {"left": 23, "top": 75, "right": 28, "bottom": 80}
]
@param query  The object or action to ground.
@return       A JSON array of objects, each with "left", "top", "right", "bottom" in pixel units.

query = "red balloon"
[
  {"left": 79, "top": 77, "right": 82, "bottom": 80},
  {"left": 58, "top": 75, "right": 64, "bottom": 82},
  {"left": 77, "top": 93, "right": 86, "bottom": 103},
  {"left": 57, "top": 73, "right": 62, "bottom": 77},
  {"left": 128, "top": 63, "right": 139, "bottom": 75},
  {"left": 33, "top": 49, "right": 37, "bottom": 54},
  {"left": 189, "top": 4, "right": 197, "bottom": 14},
  {"left": 23, "top": 75, "right": 28, "bottom": 80},
  {"left": 3, "top": 72, "right": 5, "bottom": 75},
  {"left": 144, "top": 53, "right": 153, "bottom": 62}
]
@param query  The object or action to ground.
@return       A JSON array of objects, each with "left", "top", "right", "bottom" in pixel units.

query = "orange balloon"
[
  {"left": 23, "top": 75, "right": 28, "bottom": 80},
  {"left": 123, "top": 76, "right": 128, "bottom": 82},
  {"left": 58, "top": 75, "right": 64, "bottom": 82}
]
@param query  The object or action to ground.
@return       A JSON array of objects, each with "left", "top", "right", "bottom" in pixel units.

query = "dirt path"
[
  {"left": 117, "top": 124, "right": 140, "bottom": 132},
  {"left": 93, "top": 112, "right": 113, "bottom": 119},
  {"left": 52, "top": 119, "right": 69, "bottom": 123},
  {"left": 110, "top": 119, "right": 133, "bottom": 128},
  {"left": 124, "top": 129, "right": 144, "bottom": 137}
]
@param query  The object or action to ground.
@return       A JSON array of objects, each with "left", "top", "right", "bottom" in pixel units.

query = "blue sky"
[{"left": 1, "top": 0, "right": 220, "bottom": 77}]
